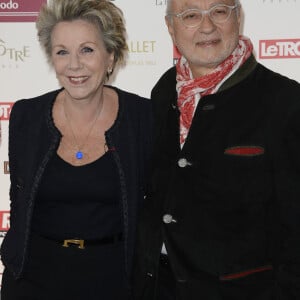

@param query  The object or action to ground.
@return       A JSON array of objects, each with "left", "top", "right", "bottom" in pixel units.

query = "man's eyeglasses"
[{"left": 167, "top": 4, "right": 240, "bottom": 28}]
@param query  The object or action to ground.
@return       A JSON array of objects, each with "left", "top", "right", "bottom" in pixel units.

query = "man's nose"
[{"left": 198, "top": 12, "right": 217, "bottom": 33}]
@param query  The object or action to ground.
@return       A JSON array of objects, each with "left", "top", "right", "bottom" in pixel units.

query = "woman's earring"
[
  {"left": 107, "top": 67, "right": 113, "bottom": 75},
  {"left": 106, "top": 67, "right": 113, "bottom": 80}
]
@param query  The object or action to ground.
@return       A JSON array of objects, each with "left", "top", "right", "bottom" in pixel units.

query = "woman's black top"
[{"left": 31, "top": 151, "right": 122, "bottom": 240}]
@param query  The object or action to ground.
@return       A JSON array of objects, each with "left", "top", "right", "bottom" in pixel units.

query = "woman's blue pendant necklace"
[
  {"left": 63, "top": 97, "right": 103, "bottom": 161},
  {"left": 76, "top": 151, "right": 84, "bottom": 160}
]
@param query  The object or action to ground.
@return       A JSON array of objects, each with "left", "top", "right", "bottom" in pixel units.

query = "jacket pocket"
[{"left": 224, "top": 145, "right": 265, "bottom": 157}]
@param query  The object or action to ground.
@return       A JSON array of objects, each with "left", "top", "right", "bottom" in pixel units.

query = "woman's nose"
[{"left": 68, "top": 53, "right": 82, "bottom": 70}]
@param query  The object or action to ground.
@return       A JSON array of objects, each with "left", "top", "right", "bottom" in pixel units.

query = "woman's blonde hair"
[{"left": 36, "top": 0, "right": 128, "bottom": 72}]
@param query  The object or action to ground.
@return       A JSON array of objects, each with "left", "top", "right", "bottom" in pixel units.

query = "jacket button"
[
  {"left": 163, "top": 214, "right": 177, "bottom": 224},
  {"left": 163, "top": 214, "right": 173, "bottom": 224},
  {"left": 178, "top": 158, "right": 191, "bottom": 168}
]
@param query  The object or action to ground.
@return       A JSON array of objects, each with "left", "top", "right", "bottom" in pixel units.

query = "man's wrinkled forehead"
[{"left": 170, "top": 0, "right": 236, "bottom": 10}]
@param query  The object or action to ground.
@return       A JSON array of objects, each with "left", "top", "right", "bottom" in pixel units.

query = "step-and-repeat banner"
[{"left": 0, "top": 0, "right": 299, "bottom": 287}]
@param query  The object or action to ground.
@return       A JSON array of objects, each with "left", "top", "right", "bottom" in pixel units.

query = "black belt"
[{"left": 36, "top": 232, "right": 123, "bottom": 249}]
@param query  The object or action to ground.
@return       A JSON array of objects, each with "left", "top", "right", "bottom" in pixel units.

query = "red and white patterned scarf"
[{"left": 176, "top": 36, "right": 253, "bottom": 146}]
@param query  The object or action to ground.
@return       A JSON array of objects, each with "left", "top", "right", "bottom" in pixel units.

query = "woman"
[{"left": 0, "top": 0, "right": 152, "bottom": 299}]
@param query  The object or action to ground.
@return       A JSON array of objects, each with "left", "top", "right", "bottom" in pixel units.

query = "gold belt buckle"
[{"left": 63, "top": 239, "right": 85, "bottom": 249}]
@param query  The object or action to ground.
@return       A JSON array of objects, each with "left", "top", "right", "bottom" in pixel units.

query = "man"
[{"left": 133, "top": 0, "right": 300, "bottom": 299}]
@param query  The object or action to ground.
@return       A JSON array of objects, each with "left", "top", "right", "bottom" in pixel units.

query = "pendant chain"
[{"left": 63, "top": 97, "right": 104, "bottom": 160}]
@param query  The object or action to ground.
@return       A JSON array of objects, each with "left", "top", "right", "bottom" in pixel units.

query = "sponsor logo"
[
  {"left": 259, "top": 39, "right": 300, "bottom": 59},
  {"left": 155, "top": 0, "right": 167, "bottom": 5},
  {"left": 0, "top": 39, "right": 30, "bottom": 69},
  {"left": 0, "top": 0, "right": 18, "bottom": 9},
  {"left": 0, "top": 102, "right": 14, "bottom": 120},
  {"left": 128, "top": 41, "right": 156, "bottom": 53},
  {"left": 0, "top": 0, "right": 47, "bottom": 22},
  {"left": 0, "top": 211, "right": 10, "bottom": 233},
  {"left": 4, "top": 161, "right": 9, "bottom": 174},
  {"left": 127, "top": 40, "right": 157, "bottom": 67}
]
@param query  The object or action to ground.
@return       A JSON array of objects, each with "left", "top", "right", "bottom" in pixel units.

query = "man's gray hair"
[
  {"left": 166, "top": 0, "right": 241, "bottom": 15},
  {"left": 166, "top": 0, "right": 172, "bottom": 14}
]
